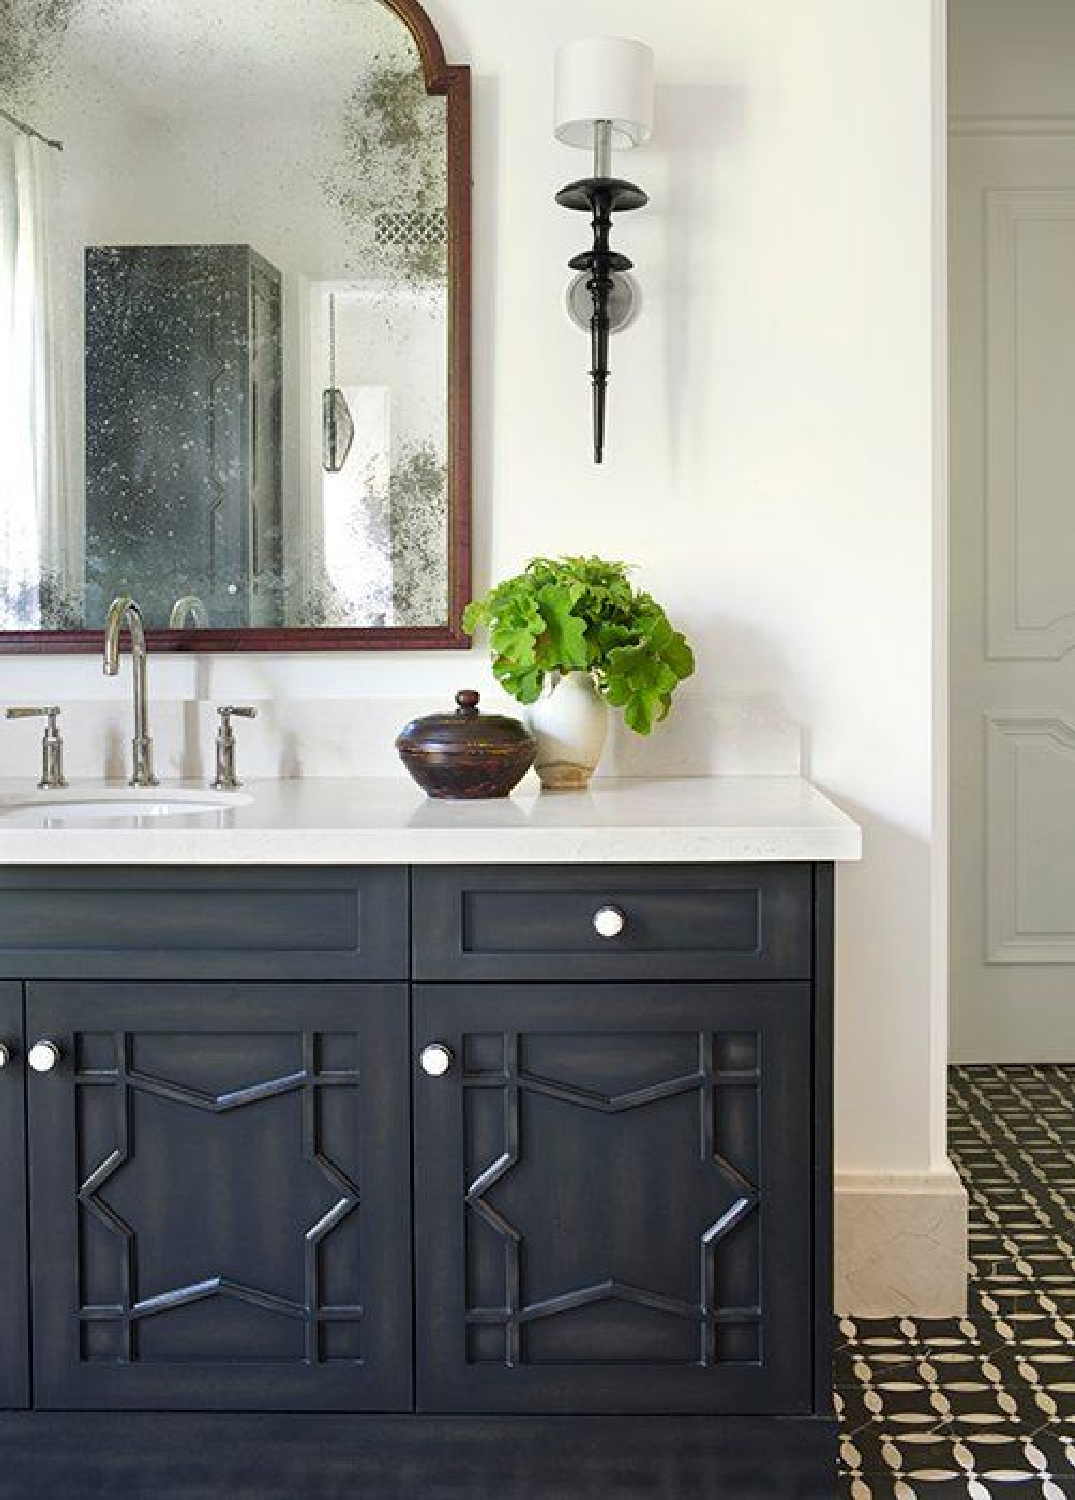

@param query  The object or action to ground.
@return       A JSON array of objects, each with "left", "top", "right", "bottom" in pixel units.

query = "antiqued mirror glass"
[{"left": 0, "top": 0, "right": 470, "bottom": 650}]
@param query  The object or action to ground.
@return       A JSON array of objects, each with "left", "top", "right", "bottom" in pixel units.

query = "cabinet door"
[
  {"left": 27, "top": 983, "right": 411, "bottom": 1412},
  {"left": 0, "top": 983, "right": 28, "bottom": 1409},
  {"left": 414, "top": 983, "right": 814, "bottom": 1415}
]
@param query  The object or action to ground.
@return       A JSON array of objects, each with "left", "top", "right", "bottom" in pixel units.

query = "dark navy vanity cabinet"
[
  {"left": 0, "top": 864, "right": 836, "bottom": 1493},
  {"left": 0, "top": 981, "right": 29, "bottom": 1412},
  {"left": 26, "top": 982, "right": 412, "bottom": 1413}
]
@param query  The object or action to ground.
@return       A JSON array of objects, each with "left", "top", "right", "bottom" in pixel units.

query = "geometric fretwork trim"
[
  {"left": 463, "top": 1031, "right": 761, "bottom": 1369},
  {"left": 76, "top": 1031, "right": 361, "bottom": 1365},
  {"left": 79, "top": 1276, "right": 325, "bottom": 1324}
]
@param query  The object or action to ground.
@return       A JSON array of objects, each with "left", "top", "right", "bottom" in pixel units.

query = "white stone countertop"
[{"left": 0, "top": 776, "right": 862, "bottom": 865}]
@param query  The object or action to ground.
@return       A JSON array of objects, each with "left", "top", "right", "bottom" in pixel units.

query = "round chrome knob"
[
  {"left": 28, "top": 1040, "right": 61, "bottom": 1074},
  {"left": 593, "top": 905, "right": 627, "bottom": 939},
  {"left": 420, "top": 1043, "right": 454, "bottom": 1077},
  {"left": 0, "top": 1043, "right": 10, "bottom": 1068}
]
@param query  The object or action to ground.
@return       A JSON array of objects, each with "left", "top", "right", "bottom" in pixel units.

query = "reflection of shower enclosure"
[{"left": 84, "top": 244, "right": 283, "bottom": 629}]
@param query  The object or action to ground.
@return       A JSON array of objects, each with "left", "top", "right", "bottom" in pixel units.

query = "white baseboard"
[{"left": 835, "top": 1161, "right": 969, "bottom": 1317}]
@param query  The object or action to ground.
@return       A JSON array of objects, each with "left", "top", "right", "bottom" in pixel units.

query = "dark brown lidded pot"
[{"left": 396, "top": 690, "right": 536, "bottom": 799}]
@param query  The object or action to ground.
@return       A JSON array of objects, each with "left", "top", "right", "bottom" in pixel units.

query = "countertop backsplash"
[{"left": 0, "top": 692, "right": 803, "bottom": 784}]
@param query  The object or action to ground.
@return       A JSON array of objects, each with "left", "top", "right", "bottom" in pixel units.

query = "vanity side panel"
[
  {"left": 813, "top": 864, "right": 835, "bottom": 1416},
  {"left": 0, "top": 868, "right": 408, "bottom": 980},
  {"left": 0, "top": 982, "right": 28, "bottom": 1408}
]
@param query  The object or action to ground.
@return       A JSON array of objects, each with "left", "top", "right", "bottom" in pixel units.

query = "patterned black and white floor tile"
[{"left": 836, "top": 1065, "right": 1075, "bottom": 1498}]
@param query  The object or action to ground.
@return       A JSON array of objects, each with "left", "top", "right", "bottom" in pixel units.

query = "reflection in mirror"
[{"left": 0, "top": 0, "right": 469, "bottom": 645}]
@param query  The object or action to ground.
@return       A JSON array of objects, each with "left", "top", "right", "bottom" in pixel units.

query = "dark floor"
[{"left": 837, "top": 1064, "right": 1075, "bottom": 1497}]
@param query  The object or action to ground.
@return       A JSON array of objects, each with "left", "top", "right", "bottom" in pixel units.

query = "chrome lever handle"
[
  {"left": 211, "top": 706, "right": 258, "bottom": 792},
  {"left": 5, "top": 706, "right": 67, "bottom": 789}
]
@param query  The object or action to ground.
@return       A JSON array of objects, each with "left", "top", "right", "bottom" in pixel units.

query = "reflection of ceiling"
[{"left": 41, "top": 0, "right": 419, "bottom": 117}]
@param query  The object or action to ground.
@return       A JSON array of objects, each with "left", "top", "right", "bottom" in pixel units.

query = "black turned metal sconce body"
[{"left": 557, "top": 175, "right": 647, "bottom": 464}]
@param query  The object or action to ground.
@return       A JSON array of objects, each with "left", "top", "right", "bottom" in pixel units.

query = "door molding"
[
  {"left": 985, "top": 715, "right": 1075, "bottom": 962},
  {"left": 985, "top": 188, "right": 1075, "bottom": 660},
  {"left": 950, "top": 115, "right": 1075, "bottom": 136}
]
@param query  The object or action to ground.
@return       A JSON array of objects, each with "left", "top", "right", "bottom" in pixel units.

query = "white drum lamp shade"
[{"left": 553, "top": 37, "right": 655, "bottom": 151}]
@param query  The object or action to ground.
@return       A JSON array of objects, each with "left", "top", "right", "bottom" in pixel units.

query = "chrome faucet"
[
  {"left": 168, "top": 594, "right": 209, "bottom": 629},
  {"left": 103, "top": 596, "right": 158, "bottom": 787}
]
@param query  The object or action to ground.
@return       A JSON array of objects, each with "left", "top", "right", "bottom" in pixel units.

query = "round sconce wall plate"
[{"left": 565, "top": 270, "right": 641, "bottom": 335}]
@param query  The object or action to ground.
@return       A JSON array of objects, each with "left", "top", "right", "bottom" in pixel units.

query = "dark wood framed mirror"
[{"left": 0, "top": 0, "right": 470, "bottom": 652}]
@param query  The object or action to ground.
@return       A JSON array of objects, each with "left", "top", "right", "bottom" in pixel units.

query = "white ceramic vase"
[{"left": 526, "top": 671, "right": 609, "bottom": 790}]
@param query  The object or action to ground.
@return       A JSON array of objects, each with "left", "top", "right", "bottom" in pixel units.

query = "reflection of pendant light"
[{"left": 322, "top": 293, "right": 354, "bottom": 472}]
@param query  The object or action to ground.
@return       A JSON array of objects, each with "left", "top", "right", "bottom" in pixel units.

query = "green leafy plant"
[{"left": 463, "top": 556, "right": 695, "bottom": 735}]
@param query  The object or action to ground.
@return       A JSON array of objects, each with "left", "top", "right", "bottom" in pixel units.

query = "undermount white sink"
[{"left": 0, "top": 787, "right": 253, "bottom": 826}]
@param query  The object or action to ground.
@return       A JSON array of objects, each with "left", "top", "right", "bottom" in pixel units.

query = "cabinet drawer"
[
  {"left": 0, "top": 868, "right": 407, "bottom": 980},
  {"left": 413, "top": 865, "right": 814, "bottom": 981}
]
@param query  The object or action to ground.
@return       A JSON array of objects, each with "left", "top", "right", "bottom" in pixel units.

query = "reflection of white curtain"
[{"left": 0, "top": 128, "right": 68, "bottom": 628}]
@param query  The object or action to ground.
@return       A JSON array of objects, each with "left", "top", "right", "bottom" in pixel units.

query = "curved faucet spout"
[
  {"left": 168, "top": 594, "right": 209, "bottom": 630},
  {"left": 103, "top": 596, "right": 158, "bottom": 787}
]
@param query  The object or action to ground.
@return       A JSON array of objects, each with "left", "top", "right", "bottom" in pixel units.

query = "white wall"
[{"left": 0, "top": 0, "right": 944, "bottom": 1188}]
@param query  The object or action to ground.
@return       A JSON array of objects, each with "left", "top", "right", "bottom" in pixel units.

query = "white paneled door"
[{"left": 951, "top": 127, "right": 1075, "bottom": 1059}]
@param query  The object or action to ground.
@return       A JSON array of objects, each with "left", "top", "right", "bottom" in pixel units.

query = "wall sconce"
[
  {"left": 554, "top": 36, "right": 654, "bottom": 464},
  {"left": 322, "top": 292, "right": 355, "bottom": 473}
]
